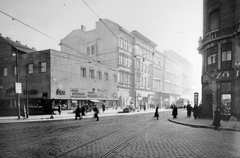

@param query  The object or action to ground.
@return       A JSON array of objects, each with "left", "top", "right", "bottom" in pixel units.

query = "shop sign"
[
  {"left": 202, "top": 70, "right": 240, "bottom": 83},
  {"left": 87, "top": 91, "right": 98, "bottom": 98},
  {"left": 112, "top": 93, "right": 118, "bottom": 99},
  {"left": 56, "top": 89, "right": 65, "bottom": 95},
  {"left": 70, "top": 89, "right": 86, "bottom": 98},
  {"left": 24, "top": 89, "right": 38, "bottom": 95}
]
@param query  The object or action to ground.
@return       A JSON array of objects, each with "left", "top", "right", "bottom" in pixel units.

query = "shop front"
[
  {"left": 202, "top": 70, "right": 240, "bottom": 119},
  {"left": 118, "top": 88, "right": 132, "bottom": 109},
  {"left": 136, "top": 90, "right": 154, "bottom": 110}
]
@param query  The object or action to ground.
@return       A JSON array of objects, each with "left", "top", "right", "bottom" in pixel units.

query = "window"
[
  {"left": 113, "top": 74, "right": 117, "bottom": 82},
  {"left": 209, "top": 10, "right": 219, "bottom": 31},
  {"left": 89, "top": 69, "right": 95, "bottom": 79},
  {"left": 119, "top": 54, "right": 123, "bottom": 65},
  {"left": 97, "top": 71, "right": 102, "bottom": 80},
  {"left": 207, "top": 54, "right": 217, "bottom": 65},
  {"left": 104, "top": 72, "right": 109, "bottom": 81},
  {"left": 2, "top": 67, "right": 7, "bottom": 76},
  {"left": 81, "top": 68, "right": 87, "bottom": 77},
  {"left": 140, "top": 77, "right": 143, "bottom": 87},
  {"left": 28, "top": 64, "right": 33, "bottom": 74},
  {"left": 40, "top": 62, "right": 47, "bottom": 72},
  {"left": 91, "top": 45, "right": 95, "bottom": 54},
  {"left": 87, "top": 47, "right": 90, "bottom": 55},
  {"left": 120, "top": 72, "right": 124, "bottom": 83},
  {"left": 221, "top": 42, "right": 232, "bottom": 70}
]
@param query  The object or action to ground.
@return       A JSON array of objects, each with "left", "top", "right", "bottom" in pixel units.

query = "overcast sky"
[{"left": 0, "top": 0, "right": 203, "bottom": 71}]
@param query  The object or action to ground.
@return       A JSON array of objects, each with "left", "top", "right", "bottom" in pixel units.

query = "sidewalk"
[
  {"left": 168, "top": 109, "right": 240, "bottom": 132},
  {"left": 0, "top": 108, "right": 157, "bottom": 124}
]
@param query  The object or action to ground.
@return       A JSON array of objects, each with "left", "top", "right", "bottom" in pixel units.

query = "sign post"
[{"left": 194, "top": 92, "right": 199, "bottom": 106}]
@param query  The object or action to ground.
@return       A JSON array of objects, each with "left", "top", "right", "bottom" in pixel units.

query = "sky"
[{"left": 0, "top": 0, "right": 203, "bottom": 72}]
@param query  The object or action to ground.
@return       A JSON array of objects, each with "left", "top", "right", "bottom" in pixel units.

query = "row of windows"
[
  {"left": 165, "top": 60, "right": 181, "bottom": 75},
  {"left": 119, "top": 53, "right": 132, "bottom": 68},
  {"left": 80, "top": 67, "right": 117, "bottom": 82},
  {"left": 207, "top": 43, "right": 232, "bottom": 70},
  {"left": 119, "top": 71, "right": 131, "bottom": 85},
  {"left": 119, "top": 38, "right": 132, "bottom": 52},
  {"left": 1, "top": 62, "right": 47, "bottom": 77}
]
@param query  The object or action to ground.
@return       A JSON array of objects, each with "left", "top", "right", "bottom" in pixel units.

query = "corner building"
[{"left": 198, "top": 0, "right": 240, "bottom": 119}]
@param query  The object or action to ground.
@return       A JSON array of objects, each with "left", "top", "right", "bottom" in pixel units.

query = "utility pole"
[
  {"left": 132, "top": 38, "right": 136, "bottom": 109},
  {"left": 26, "top": 68, "right": 29, "bottom": 118},
  {"left": 15, "top": 49, "right": 21, "bottom": 119}
]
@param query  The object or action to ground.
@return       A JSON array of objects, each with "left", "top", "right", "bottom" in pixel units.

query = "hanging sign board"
[{"left": 15, "top": 82, "right": 22, "bottom": 94}]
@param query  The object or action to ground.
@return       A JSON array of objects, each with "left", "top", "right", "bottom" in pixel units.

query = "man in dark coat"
[
  {"left": 187, "top": 104, "right": 192, "bottom": 118},
  {"left": 75, "top": 105, "right": 82, "bottom": 120},
  {"left": 93, "top": 105, "right": 99, "bottom": 121},
  {"left": 213, "top": 108, "right": 221, "bottom": 130},
  {"left": 172, "top": 105, "right": 178, "bottom": 118},
  {"left": 193, "top": 104, "right": 199, "bottom": 119},
  {"left": 154, "top": 107, "right": 159, "bottom": 120}
]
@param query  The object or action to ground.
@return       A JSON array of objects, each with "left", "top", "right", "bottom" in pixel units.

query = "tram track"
[
  {"left": 52, "top": 112, "right": 166, "bottom": 158},
  {"left": 0, "top": 114, "right": 145, "bottom": 156}
]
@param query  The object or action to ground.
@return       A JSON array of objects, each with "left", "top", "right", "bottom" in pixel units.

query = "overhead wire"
[{"left": 0, "top": 10, "right": 116, "bottom": 71}]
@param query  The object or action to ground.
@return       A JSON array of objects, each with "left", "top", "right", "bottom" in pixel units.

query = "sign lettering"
[{"left": 56, "top": 89, "right": 65, "bottom": 95}]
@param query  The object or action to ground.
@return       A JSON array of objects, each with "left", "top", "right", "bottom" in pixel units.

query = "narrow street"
[{"left": 0, "top": 111, "right": 240, "bottom": 158}]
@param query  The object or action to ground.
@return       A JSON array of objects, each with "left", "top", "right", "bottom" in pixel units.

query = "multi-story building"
[
  {"left": 198, "top": 0, "right": 240, "bottom": 119},
  {"left": 61, "top": 19, "right": 134, "bottom": 109},
  {"left": 131, "top": 30, "right": 158, "bottom": 109},
  {"left": 164, "top": 50, "right": 195, "bottom": 104},
  {"left": 163, "top": 52, "right": 183, "bottom": 107},
  {"left": 0, "top": 34, "right": 118, "bottom": 116}
]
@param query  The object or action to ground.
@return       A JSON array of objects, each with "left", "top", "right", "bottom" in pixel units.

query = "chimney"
[
  {"left": 32, "top": 47, "right": 36, "bottom": 50},
  {"left": 6, "top": 37, "right": 11, "bottom": 40},
  {"left": 16, "top": 40, "right": 21, "bottom": 44},
  {"left": 0, "top": 33, "right": 2, "bottom": 36},
  {"left": 81, "top": 25, "right": 86, "bottom": 31}
]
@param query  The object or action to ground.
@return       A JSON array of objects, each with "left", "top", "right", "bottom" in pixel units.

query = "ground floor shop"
[{"left": 201, "top": 70, "right": 240, "bottom": 120}]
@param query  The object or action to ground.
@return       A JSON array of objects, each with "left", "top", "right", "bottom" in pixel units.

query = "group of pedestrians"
[{"left": 75, "top": 104, "right": 100, "bottom": 121}]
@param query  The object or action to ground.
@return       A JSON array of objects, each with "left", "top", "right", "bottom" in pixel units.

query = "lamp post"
[{"left": 14, "top": 49, "right": 21, "bottom": 119}]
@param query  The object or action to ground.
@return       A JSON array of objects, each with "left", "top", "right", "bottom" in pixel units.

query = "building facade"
[
  {"left": 198, "top": 0, "right": 240, "bottom": 119},
  {"left": 0, "top": 35, "right": 118, "bottom": 116}
]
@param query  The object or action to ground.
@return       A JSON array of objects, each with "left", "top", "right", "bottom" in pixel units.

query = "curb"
[{"left": 168, "top": 119, "right": 240, "bottom": 132}]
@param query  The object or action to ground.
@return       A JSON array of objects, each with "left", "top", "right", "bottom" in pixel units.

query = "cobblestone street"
[{"left": 0, "top": 111, "right": 240, "bottom": 158}]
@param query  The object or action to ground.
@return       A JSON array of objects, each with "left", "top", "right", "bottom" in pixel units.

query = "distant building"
[
  {"left": 198, "top": 0, "right": 240, "bottom": 119},
  {"left": 164, "top": 50, "right": 198, "bottom": 105}
]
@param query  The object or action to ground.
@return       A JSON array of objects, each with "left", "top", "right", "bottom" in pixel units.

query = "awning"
[{"left": 90, "top": 100, "right": 101, "bottom": 102}]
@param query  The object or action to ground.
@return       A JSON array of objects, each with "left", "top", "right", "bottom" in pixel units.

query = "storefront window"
[{"left": 221, "top": 94, "right": 231, "bottom": 116}]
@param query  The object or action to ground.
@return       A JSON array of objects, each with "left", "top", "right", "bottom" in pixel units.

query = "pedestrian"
[
  {"left": 213, "top": 107, "right": 221, "bottom": 130},
  {"left": 154, "top": 106, "right": 159, "bottom": 120},
  {"left": 81, "top": 105, "right": 85, "bottom": 116},
  {"left": 75, "top": 105, "right": 82, "bottom": 120},
  {"left": 21, "top": 105, "right": 26, "bottom": 119},
  {"left": 187, "top": 104, "right": 192, "bottom": 118},
  {"left": 172, "top": 105, "right": 178, "bottom": 118},
  {"left": 93, "top": 105, "right": 99, "bottom": 121},
  {"left": 58, "top": 102, "right": 62, "bottom": 115},
  {"left": 193, "top": 104, "right": 199, "bottom": 119},
  {"left": 102, "top": 103, "right": 105, "bottom": 113}
]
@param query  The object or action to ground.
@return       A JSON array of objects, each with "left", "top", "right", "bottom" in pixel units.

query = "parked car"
[{"left": 123, "top": 106, "right": 135, "bottom": 113}]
